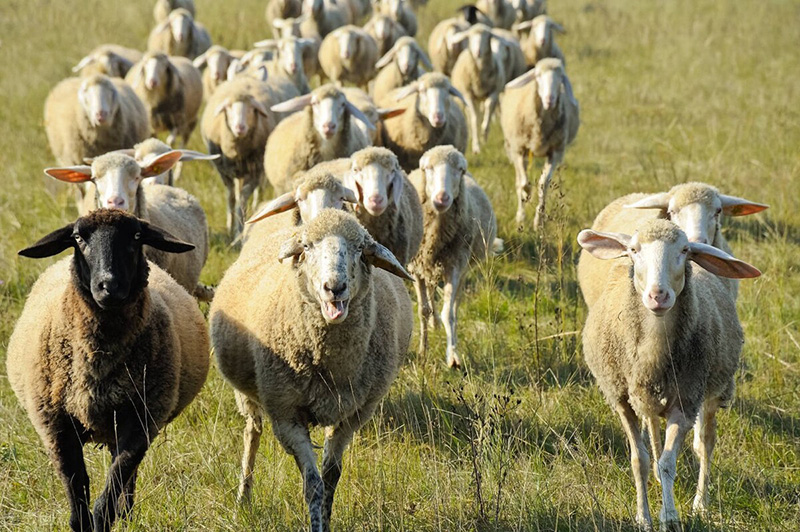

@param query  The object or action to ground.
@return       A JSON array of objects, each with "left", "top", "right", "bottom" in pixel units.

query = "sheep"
[
  {"left": 300, "top": 0, "right": 352, "bottom": 39},
  {"left": 577, "top": 219, "right": 761, "bottom": 531},
  {"left": 510, "top": 0, "right": 547, "bottom": 25},
  {"left": 265, "top": 0, "right": 302, "bottom": 28},
  {"left": 318, "top": 25, "right": 379, "bottom": 89},
  {"left": 264, "top": 84, "right": 374, "bottom": 195},
  {"left": 371, "top": 36, "right": 432, "bottom": 102},
  {"left": 577, "top": 184, "right": 768, "bottom": 306},
  {"left": 449, "top": 23, "right": 508, "bottom": 154},
  {"left": 252, "top": 36, "right": 315, "bottom": 94},
  {"left": 201, "top": 76, "right": 283, "bottom": 237},
  {"left": 44, "top": 75, "right": 150, "bottom": 167},
  {"left": 153, "top": 0, "right": 196, "bottom": 22},
  {"left": 209, "top": 209, "right": 413, "bottom": 532},
  {"left": 126, "top": 52, "right": 203, "bottom": 148},
  {"left": 344, "top": 0, "right": 373, "bottom": 21},
  {"left": 341, "top": 87, "right": 403, "bottom": 146},
  {"left": 363, "top": 13, "right": 407, "bottom": 57},
  {"left": 490, "top": 28, "right": 527, "bottom": 84},
  {"left": 375, "top": 0, "right": 418, "bottom": 37},
  {"left": 147, "top": 8, "right": 211, "bottom": 60},
  {"left": 428, "top": 16, "right": 469, "bottom": 75},
  {"left": 379, "top": 72, "right": 468, "bottom": 172},
  {"left": 514, "top": 15, "right": 565, "bottom": 68},
  {"left": 46, "top": 151, "right": 213, "bottom": 301},
  {"left": 7, "top": 208, "right": 209, "bottom": 532},
  {"left": 72, "top": 44, "right": 143, "bottom": 78},
  {"left": 272, "top": 17, "right": 323, "bottom": 79},
  {"left": 408, "top": 145, "right": 499, "bottom": 368},
  {"left": 500, "top": 58, "right": 580, "bottom": 227},
  {"left": 477, "top": 0, "right": 516, "bottom": 29},
  {"left": 193, "top": 45, "right": 246, "bottom": 98}
]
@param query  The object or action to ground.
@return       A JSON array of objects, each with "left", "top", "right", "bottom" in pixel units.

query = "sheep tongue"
[{"left": 324, "top": 300, "right": 346, "bottom": 320}]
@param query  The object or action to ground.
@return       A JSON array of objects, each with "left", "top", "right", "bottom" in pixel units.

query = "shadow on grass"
[{"left": 733, "top": 397, "right": 800, "bottom": 441}]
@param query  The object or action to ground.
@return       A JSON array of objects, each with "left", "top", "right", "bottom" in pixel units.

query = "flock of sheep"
[{"left": 6, "top": 1, "right": 772, "bottom": 531}]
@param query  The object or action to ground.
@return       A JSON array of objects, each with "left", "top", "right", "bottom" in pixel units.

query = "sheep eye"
[
  {"left": 681, "top": 247, "right": 689, "bottom": 254},
  {"left": 73, "top": 234, "right": 83, "bottom": 243},
  {"left": 629, "top": 248, "right": 637, "bottom": 255},
  {"left": 303, "top": 243, "right": 310, "bottom": 251},
  {"left": 134, "top": 232, "right": 141, "bottom": 240},
  {"left": 715, "top": 208, "right": 722, "bottom": 216},
  {"left": 667, "top": 210, "right": 676, "bottom": 218}
]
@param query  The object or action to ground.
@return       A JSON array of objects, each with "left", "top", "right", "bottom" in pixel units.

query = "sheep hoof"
[
  {"left": 520, "top": 182, "right": 532, "bottom": 202},
  {"left": 658, "top": 508, "right": 682, "bottom": 532},
  {"left": 515, "top": 210, "right": 526, "bottom": 226},
  {"left": 446, "top": 350, "right": 461, "bottom": 369},
  {"left": 659, "top": 520, "right": 682, "bottom": 532},
  {"left": 691, "top": 495, "right": 707, "bottom": 515},
  {"left": 635, "top": 517, "right": 654, "bottom": 532}
]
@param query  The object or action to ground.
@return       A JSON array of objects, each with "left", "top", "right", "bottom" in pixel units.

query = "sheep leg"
[
  {"left": 645, "top": 417, "right": 663, "bottom": 484},
  {"left": 615, "top": 401, "right": 653, "bottom": 531},
  {"left": 465, "top": 96, "right": 482, "bottom": 154},
  {"left": 533, "top": 150, "right": 563, "bottom": 230},
  {"left": 692, "top": 398, "right": 721, "bottom": 514},
  {"left": 441, "top": 266, "right": 462, "bottom": 369},
  {"left": 658, "top": 409, "right": 692, "bottom": 531},
  {"left": 321, "top": 423, "right": 356, "bottom": 532},
  {"left": 118, "top": 467, "right": 138, "bottom": 519},
  {"left": 480, "top": 94, "right": 498, "bottom": 143},
  {"left": 222, "top": 174, "right": 237, "bottom": 235},
  {"left": 236, "top": 392, "right": 264, "bottom": 503},
  {"left": 512, "top": 150, "right": 530, "bottom": 224},
  {"left": 48, "top": 417, "right": 93, "bottom": 532},
  {"left": 272, "top": 420, "right": 323, "bottom": 532},
  {"left": 414, "top": 275, "right": 430, "bottom": 357},
  {"left": 93, "top": 423, "right": 153, "bottom": 532},
  {"left": 238, "top": 179, "right": 259, "bottom": 237}
]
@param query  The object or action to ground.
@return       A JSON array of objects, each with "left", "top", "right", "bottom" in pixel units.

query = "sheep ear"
[
  {"left": 250, "top": 95, "right": 270, "bottom": 117},
  {"left": 253, "top": 65, "right": 269, "bottom": 82},
  {"left": 342, "top": 186, "right": 358, "bottom": 204},
  {"left": 45, "top": 166, "right": 93, "bottom": 183},
  {"left": 178, "top": 150, "right": 220, "bottom": 162},
  {"left": 623, "top": 193, "right": 671, "bottom": 210},
  {"left": 416, "top": 46, "right": 433, "bottom": 70},
  {"left": 551, "top": 21, "right": 567, "bottom": 34},
  {"left": 377, "top": 107, "right": 405, "bottom": 120},
  {"left": 513, "top": 21, "right": 534, "bottom": 31},
  {"left": 346, "top": 102, "right": 377, "bottom": 130},
  {"left": 375, "top": 48, "right": 397, "bottom": 69},
  {"left": 72, "top": 55, "right": 95, "bottom": 73},
  {"left": 140, "top": 150, "right": 183, "bottom": 177},
  {"left": 19, "top": 223, "right": 75, "bottom": 259},
  {"left": 389, "top": 166, "right": 405, "bottom": 206},
  {"left": 278, "top": 236, "right": 305, "bottom": 263},
  {"left": 253, "top": 39, "right": 279, "bottom": 50},
  {"left": 271, "top": 93, "right": 313, "bottom": 113},
  {"left": 688, "top": 242, "right": 761, "bottom": 279},
  {"left": 247, "top": 192, "right": 298, "bottom": 224},
  {"left": 363, "top": 239, "right": 413, "bottom": 280},
  {"left": 448, "top": 86, "right": 466, "bottom": 104},
  {"left": 505, "top": 69, "right": 537, "bottom": 89},
  {"left": 447, "top": 31, "right": 468, "bottom": 48},
  {"left": 139, "top": 220, "right": 195, "bottom": 254},
  {"left": 214, "top": 98, "right": 231, "bottom": 117},
  {"left": 577, "top": 229, "right": 631, "bottom": 260},
  {"left": 394, "top": 82, "right": 419, "bottom": 101},
  {"left": 718, "top": 195, "right": 769, "bottom": 216},
  {"left": 193, "top": 52, "right": 208, "bottom": 69}
]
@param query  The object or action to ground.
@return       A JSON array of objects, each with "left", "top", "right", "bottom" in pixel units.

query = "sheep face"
[
  {"left": 373, "top": 16, "right": 392, "bottom": 42},
  {"left": 396, "top": 42, "right": 417, "bottom": 75},
  {"left": 79, "top": 77, "right": 119, "bottom": 127},
  {"left": 337, "top": 30, "right": 358, "bottom": 62},
  {"left": 297, "top": 187, "right": 350, "bottom": 221},
  {"left": 417, "top": 86, "right": 451, "bottom": 128},
  {"left": 346, "top": 159, "right": 404, "bottom": 216},
  {"left": 170, "top": 11, "right": 193, "bottom": 43},
  {"left": 216, "top": 97, "right": 269, "bottom": 138},
  {"left": 312, "top": 92, "right": 348, "bottom": 139},
  {"left": 467, "top": 29, "right": 492, "bottom": 61},
  {"left": 207, "top": 50, "right": 233, "bottom": 83},
  {"left": 531, "top": 18, "right": 551, "bottom": 48},
  {"left": 278, "top": 39, "right": 305, "bottom": 75},
  {"left": 273, "top": 17, "right": 302, "bottom": 38},
  {"left": 420, "top": 150, "right": 466, "bottom": 213},
  {"left": 142, "top": 54, "right": 171, "bottom": 91},
  {"left": 534, "top": 64, "right": 562, "bottom": 109}
]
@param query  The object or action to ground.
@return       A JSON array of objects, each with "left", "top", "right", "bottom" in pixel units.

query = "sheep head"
[
  {"left": 505, "top": 57, "right": 564, "bottom": 109},
  {"left": 214, "top": 92, "right": 271, "bottom": 139},
  {"left": 278, "top": 209, "right": 412, "bottom": 323},
  {"left": 345, "top": 147, "right": 405, "bottom": 216},
  {"left": 418, "top": 145, "right": 467, "bottom": 213},
  {"left": 194, "top": 46, "right": 235, "bottom": 84},
  {"left": 578, "top": 219, "right": 760, "bottom": 316},
  {"left": 19, "top": 209, "right": 193, "bottom": 309},
  {"left": 78, "top": 75, "right": 120, "bottom": 127},
  {"left": 395, "top": 73, "right": 465, "bottom": 129},
  {"left": 448, "top": 23, "right": 493, "bottom": 62},
  {"left": 376, "top": 36, "right": 431, "bottom": 76},
  {"left": 271, "top": 85, "right": 375, "bottom": 140},
  {"left": 623, "top": 183, "right": 768, "bottom": 247}
]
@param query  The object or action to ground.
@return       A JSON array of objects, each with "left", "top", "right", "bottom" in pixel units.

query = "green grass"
[{"left": 1, "top": 0, "right": 799, "bottom": 530}]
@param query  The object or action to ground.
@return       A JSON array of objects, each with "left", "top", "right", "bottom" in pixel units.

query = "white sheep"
[
  {"left": 201, "top": 75, "right": 285, "bottom": 237},
  {"left": 408, "top": 145, "right": 499, "bottom": 368},
  {"left": 449, "top": 23, "right": 509, "bottom": 154},
  {"left": 147, "top": 8, "right": 211, "bottom": 60},
  {"left": 8, "top": 208, "right": 209, "bottom": 532},
  {"left": 375, "top": 0, "right": 418, "bottom": 36},
  {"left": 371, "top": 36, "right": 432, "bottom": 103},
  {"left": 490, "top": 28, "right": 527, "bottom": 84},
  {"left": 209, "top": 209, "right": 413, "bottom": 531},
  {"left": 428, "top": 16, "right": 470, "bottom": 75},
  {"left": 252, "top": 36, "right": 316, "bottom": 94},
  {"left": 126, "top": 52, "right": 204, "bottom": 148},
  {"left": 72, "top": 44, "right": 143, "bottom": 78},
  {"left": 265, "top": 84, "right": 375, "bottom": 194},
  {"left": 193, "top": 45, "right": 247, "bottom": 98},
  {"left": 44, "top": 75, "right": 150, "bottom": 166},
  {"left": 265, "top": 0, "right": 302, "bottom": 27},
  {"left": 153, "top": 0, "right": 196, "bottom": 22},
  {"left": 514, "top": 15, "right": 565, "bottom": 68},
  {"left": 577, "top": 184, "right": 768, "bottom": 306},
  {"left": 500, "top": 58, "right": 580, "bottom": 226},
  {"left": 510, "top": 0, "right": 547, "bottom": 25},
  {"left": 272, "top": 16, "right": 323, "bottom": 79},
  {"left": 363, "top": 13, "right": 408, "bottom": 57},
  {"left": 477, "top": 0, "right": 516, "bottom": 29},
  {"left": 46, "top": 151, "right": 213, "bottom": 301},
  {"left": 300, "top": 0, "right": 352, "bottom": 39},
  {"left": 578, "top": 219, "right": 760, "bottom": 531},
  {"left": 340, "top": 87, "right": 403, "bottom": 146},
  {"left": 318, "top": 25, "right": 379, "bottom": 89}
]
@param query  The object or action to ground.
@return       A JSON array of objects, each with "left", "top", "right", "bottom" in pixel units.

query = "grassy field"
[{"left": 1, "top": 0, "right": 799, "bottom": 530}]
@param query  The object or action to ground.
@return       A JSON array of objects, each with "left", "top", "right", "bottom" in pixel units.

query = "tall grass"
[{"left": 0, "top": 0, "right": 798, "bottom": 530}]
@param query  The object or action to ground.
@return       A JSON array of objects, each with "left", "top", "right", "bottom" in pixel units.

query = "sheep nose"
[
  {"left": 324, "top": 281, "right": 347, "bottom": 299},
  {"left": 98, "top": 278, "right": 118, "bottom": 294},
  {"left": 106, "top": 196, "right": 125, "bottom": 209},
  {"left": 647, "top": 289, "right": 669, "bottom": 305},
  {"left": 433, "top": 192, "right": 451, "bottom": 210},
  {"left": 322, "top": 122, "right": 337, "bottom": 137},
  {"left": 233, "top": 123, "right": 248, "bottom": 136},
  {"left": 431, "top": 112, "right": 445, "bottom": 126},
  {"left": 366, "top": 195, "right": 386, "bottom": 210},
  {"left": 95, "top": 110, "right": 108, "bottom": 123},
  {"left": 146, "top": 78, "right": 158, "bottom": 89},
  {"left": 290, "top": 63, "right": 298, "bottom": 73}
]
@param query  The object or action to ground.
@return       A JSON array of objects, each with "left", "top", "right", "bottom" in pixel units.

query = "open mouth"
[{"left": 321, "top": 299, "right": 349, "bottom": 322}]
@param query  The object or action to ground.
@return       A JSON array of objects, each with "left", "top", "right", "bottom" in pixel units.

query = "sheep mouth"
[{"left": 321, "top": 299, "right": 349, "bottom": 323}]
